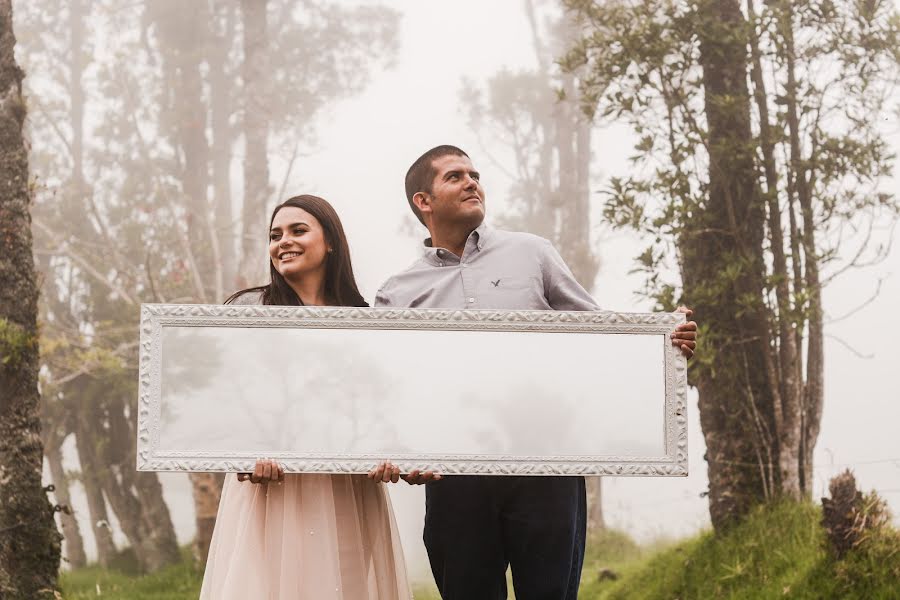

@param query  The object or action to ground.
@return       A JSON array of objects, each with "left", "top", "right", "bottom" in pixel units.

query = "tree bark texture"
[
  {"left": 0, "top": 0, "right": 62, "bottom": 594},
  {"left": 682, "top": 0, "right": 776, "bottom": 529}
]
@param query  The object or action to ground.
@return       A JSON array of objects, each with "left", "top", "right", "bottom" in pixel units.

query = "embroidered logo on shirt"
[{"left": 491, "top": 279, "right": 501, "bottom": 287}]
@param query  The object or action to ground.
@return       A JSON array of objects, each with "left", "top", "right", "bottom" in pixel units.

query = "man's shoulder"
[{"left": 488, "top": 228, "right": 554, "bottom": 254}]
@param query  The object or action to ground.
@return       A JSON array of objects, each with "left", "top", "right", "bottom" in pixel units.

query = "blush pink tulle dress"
[
  {"left": 199, "top": 472, "right": 411, "bottom": 600},
  {"left": 199, "top": 293, "right": 411, "bottom": 599}
]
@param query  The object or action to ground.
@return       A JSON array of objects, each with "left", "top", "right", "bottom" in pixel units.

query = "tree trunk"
[
  {"left": 554, "top": 67, "right": 603, "bottom": 532},
  {"left": 747, "top": 0, "right": 804, "bottom": 501},
  {"left": 209, "top": 3, "right": 237, "bottom": 296},
  {"left": 72, "top": 380, "right": 179, "bottom": 573},
  {"left": 132, "top": 469, "right": 182, "bottom": 571},
  {"left": 777, "top": 3, "right": 823, "bottom": 497},
  {"left": 238, "top": 0, "right": 270, "bottom": 286},
  {"left": 683, "top": 0, "right": 775, "bottom": 530},
  {"left": 97, "top": 393, "right": 180, "bottom": 572},
  {"left": 73, "top": 420, "right": 116, "bottom": 567},
  {"left": 149, "top": 3, "right": 225, "bottom": 560},
  {"left": 0, "top": 1, "right": 62, "bottom": 594},
  {"left": 176, "top": 5, "right": 214, "bottom": 305},
  {"left": 190, "top": 473, "right": 225, "bottom": 564},
  {"left": 585, "top": 476, "right": 604, "bottom": 532},
  {"left": 45, "top": 439, "right": 87, "bottom": 569},
  {"left": 554, "top": 73, "right": 598, "bottom": 286}
]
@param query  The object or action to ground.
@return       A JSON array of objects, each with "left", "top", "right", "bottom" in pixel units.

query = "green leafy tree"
[{"left": 562, "top": 0, "right": 900, "bottom": 529}]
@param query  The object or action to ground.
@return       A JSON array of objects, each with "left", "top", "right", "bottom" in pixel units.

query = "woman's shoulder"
[{"left": 226, "top": 289, "right": 265, "bottom": 306}]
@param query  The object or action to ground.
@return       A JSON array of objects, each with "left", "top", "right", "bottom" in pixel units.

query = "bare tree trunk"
[
  {"left": 73, "top": 421, "right": 116, "bottom": 567},
  {"left": 238, "top": 0, "right": 270, "bottom": 286},
  {"left": 777, "top": 2, "right": 823, "bottom": 497},
  {"left": 132, "top": 470, "right": 182, "bottom": 571},
  {"left": 46, "top": 439, "right": 87, "bottom": 568},
  {"left": 747, "top": 0, "right": 803, "bottom": 501},
  {"left": 100, "top": 394, "right": 180, "bottom": 572},
  {"left": 190, "top": 473, "right": 225, "bottom": 564},
  {"left": 554, "top": 73, "right": 598, "bottom": 286},
  {"left": 177, "top": 5, "right": 213, "bottom": 305},
  {"left": 148, "top": 3, "right": 225, "bottom": 560},
  {"left": 554, "top": 67, "right": 603, "bottom": 532},
  {"left": 0, "top": 1, "right": 62, "bottom": 593},
  {"left": 585, "top": 476, "right": 604, "bottom": 532},
  {"left": 72, "top": 380, "right": 179, "bottom": 573},
  {"left": 683, "top": 0, "right": 776, "bottom": 530},
  {"left": 210, "top": 2, "right": 237, "bottom": 296}
]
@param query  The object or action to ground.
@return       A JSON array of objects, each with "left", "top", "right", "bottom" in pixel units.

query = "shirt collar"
[{"left": 422, "top": 222, "right": 492, "bottom": 265}]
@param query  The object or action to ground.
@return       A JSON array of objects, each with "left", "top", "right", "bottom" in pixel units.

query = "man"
[{"left": 373, "top": 145, "right": 697, "bottom": 599}]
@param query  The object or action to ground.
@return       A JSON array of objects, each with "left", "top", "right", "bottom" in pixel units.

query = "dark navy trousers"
[{"left": 423, "top": 475, "right": 586, "bottom": 600}]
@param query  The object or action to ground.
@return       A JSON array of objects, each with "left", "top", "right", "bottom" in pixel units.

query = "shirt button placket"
[{"left": 461, "top": 261, "right": 476, "bottom": 307}]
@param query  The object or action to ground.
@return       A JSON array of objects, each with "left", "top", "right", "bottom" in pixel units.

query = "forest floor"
[{"left": 60, "top": 501, "right": 899, "bottom": 599}]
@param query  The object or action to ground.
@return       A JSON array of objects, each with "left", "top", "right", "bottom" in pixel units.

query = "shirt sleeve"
[{"left": 539, "top": 239, "right": 603, "bottom": 311}]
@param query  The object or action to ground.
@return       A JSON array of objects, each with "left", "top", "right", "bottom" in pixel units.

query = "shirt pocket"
[{"left": 477, "top": 275, "right": 546, "bottom": 309}]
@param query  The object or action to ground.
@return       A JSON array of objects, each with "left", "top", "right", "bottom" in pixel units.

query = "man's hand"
[
  {"left": 401, "top": 469, "right": 442, "bottom": 485},
  {"left": 367, "top": 461, "right": 442, "bottom": 485},
  {"left": 237, "top": 458, "right": 284, "bottom": 484},
  {"left": 672, "top": 306, "right": 698, "bottom": 360}
]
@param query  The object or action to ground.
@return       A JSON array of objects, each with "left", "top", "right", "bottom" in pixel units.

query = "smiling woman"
[
  {"left": 205, "top": 195, "right": 409, "bottom": 599},
  {"left": 226, "top": 195, "right": 368, "bottom": 308}
]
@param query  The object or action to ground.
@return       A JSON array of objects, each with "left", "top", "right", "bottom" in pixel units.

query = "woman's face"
[{"left": 268, "top": 206, "right": 331, "bottom": 282}]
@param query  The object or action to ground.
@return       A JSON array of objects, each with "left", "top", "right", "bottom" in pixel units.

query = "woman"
[{"left": 200, "top": 195, "right": 411, "bottom": 600}]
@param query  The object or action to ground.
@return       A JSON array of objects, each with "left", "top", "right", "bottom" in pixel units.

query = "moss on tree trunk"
[{"left": 0, "top": 1, "right": 62, "bottom": 596}]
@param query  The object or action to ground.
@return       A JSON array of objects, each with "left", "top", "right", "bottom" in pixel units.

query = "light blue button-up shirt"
[{"left": 375, "top": 223, "right": 601, "bottom": 311}]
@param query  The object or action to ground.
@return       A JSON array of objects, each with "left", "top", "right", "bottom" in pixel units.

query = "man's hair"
[{"left": 405, "top": 145, "right": 469, "bottom": 225}]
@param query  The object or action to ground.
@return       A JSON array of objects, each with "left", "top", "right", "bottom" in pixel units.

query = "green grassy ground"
[
  {"left": 578, "top": 501, "right": 900, "bottom": 600},
  {"left": 60, "top": 502, "right": 899, "bottom": 599},
  {"left": 60, "top": 556, "right": 200, "bottom": 600}
]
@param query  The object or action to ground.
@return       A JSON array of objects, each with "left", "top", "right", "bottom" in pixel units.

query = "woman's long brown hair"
[{"left": 225, "top": 195, "right": 368, "bottom": 307}]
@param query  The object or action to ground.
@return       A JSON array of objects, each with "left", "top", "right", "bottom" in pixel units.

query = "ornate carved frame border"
[{"left": 137, "top": 303, "right": 688, "bottom": 476}]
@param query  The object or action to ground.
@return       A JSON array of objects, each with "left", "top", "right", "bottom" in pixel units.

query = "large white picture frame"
[{"left": 137, "top": 304, "right": 688, "bottom": 476}]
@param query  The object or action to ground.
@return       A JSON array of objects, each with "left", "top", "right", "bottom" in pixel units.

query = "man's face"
[{"left": 421, "top": 154, "right": 486, "bottom": 230}]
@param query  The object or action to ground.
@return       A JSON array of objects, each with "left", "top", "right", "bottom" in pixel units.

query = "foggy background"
[{"left": 14, "top": 0, "right": 899, "bottom": 583}]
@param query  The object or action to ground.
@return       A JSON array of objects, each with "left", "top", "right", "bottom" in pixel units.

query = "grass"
[
  {"left": 60, "top": 502, "right": 900, "bottom": 599},
  {"left": 60, "top": 558, "right": 200, "bottom": 599},
  {"left": 579, "top": 501, "right": 900, "bottom": 600}
]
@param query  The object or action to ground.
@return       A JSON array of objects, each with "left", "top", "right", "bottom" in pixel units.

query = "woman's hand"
[
  {"left": 237, "top": 458, "right": 284, "bottom": 484},
  {"left": 368, "top": 460, "right": 401, "bottom": 483}
]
